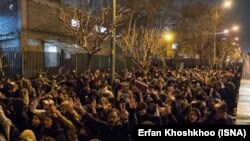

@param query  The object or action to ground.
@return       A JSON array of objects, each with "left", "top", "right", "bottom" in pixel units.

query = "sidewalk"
[{"left": 236, "top": 79, "right": 250, "bottom": 125}]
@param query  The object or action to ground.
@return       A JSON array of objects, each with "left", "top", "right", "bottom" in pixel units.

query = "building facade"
[{"left": 0, "top": 0, "right": 128, "bottom": 77}]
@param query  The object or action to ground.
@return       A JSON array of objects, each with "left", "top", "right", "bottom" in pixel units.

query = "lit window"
[
  {"left": 65, "top": 51, "right": 71, "bottom": 59},
  {"left": 44, "top": 43, "right": 60, "bottom": 67},
  {"left": 28, "top": 39, "right": 40, "bottom": 46}
]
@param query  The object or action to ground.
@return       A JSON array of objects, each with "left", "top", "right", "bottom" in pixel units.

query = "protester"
[{"left": 0, "top": 64, "right": 242, "bottom": 140}]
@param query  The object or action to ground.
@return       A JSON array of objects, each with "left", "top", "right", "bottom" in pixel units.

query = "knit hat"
[{"left": 19, "top": 129, "right": 37, "bottom": 141}]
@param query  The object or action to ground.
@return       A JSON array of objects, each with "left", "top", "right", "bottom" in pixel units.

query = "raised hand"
[
  {"left": 120, "top": 103, "right": 129, "bottom": 120},
  {"left": 74, "top": 97, "right": 86, "bottom": 115},
  {"left": 101, "top": 100, "right": 110, "bottom": 110},
  {"left": 117, "top": 89, "right": 123, "bottom": 100},
  {"left": 120, "top": 103, "right": 126, "bottom": 112},
  {"left": 91, "top": 99, "right": 97, "bottom": 109},
  {"left": 154, "top": 104, "right": 160, "bottom": 117},
  {"left": 91, "top": 99, "right": 97, "bottom": 114},
  {"left": 164, "top": 104, "right": 171, "bottom": 115},
  {"left": 128, "top": 97, "right": 137, "bottom": 109},
  {"left": 68, "top": 98, "right": 75, "bottom": 114},
  {"left": 51, "top": 104, "right": 61, "bottom": 117}
]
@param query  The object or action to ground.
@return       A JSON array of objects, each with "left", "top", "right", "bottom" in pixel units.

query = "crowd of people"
[{"left": 0, "top": 64, "right": 242, "bottom": 141}]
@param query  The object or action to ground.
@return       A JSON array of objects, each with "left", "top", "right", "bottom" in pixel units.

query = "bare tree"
[
  {"left": 117, "top": 26, "right": 164, "bottom": 75},
  {"left": 176, "top": 1, "right": 217, "bottom": 66},
  {"left": 217, "top": 34, "right": 238, "bottom": 66},
  {"left": 176, "top": 0, "right": 234, "bottom": 67},
  {"left": 48, "top": 0, "right": 129, "bottom": 72},
  {"left": 116, "top": 0, "right": 175, "bottom": 71},
  {"left": 122, "top": 0, "right": 174, "bottom": 29}
]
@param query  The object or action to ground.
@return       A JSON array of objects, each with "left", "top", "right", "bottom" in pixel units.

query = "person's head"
[
  {"left": 161, "top": 104, "right": 171, "bottom": 117},
  {"left": 43, "top": 114, "right": 57, "bottom": 129},
  {"left": 225, "top": 82, "right": 235, "bottom": 91},
  {"left": 214, "top": 81, "right": 223, "bottom": 90},
  {"left": 72, "top": 69, "right": 77, "bottom": 74},
  {"left": 32, "top": 114, "right": 42, "bottom": 127},
  {"left": 42, "top": 99, "right": 54, "bottom": 110},
  {"left": 107, "top": 108, "right": 120, "bottom": 126},
  {"left": 187, "top": 108, "right": 201, "bottom": 124},
  {"left": 215, "top": 102, "right": 227, "bottom": 120},
  {"left": 124, "top": 90, "right": 133, "bottom": 101},
  {"left": 137, "top": 102, "right": 148, "bottom": 116},
  {"left": 190, "top": 101, "right": 207, "bottom": 118},
  {"left": 19, "top": 129, "right": 37, "bottom": 141},
  {"left": 100, "top": 97, "right": 110, "bottom": 105},
  {"left": 59, "top": 101, "right": 70, "bottom": 115}
]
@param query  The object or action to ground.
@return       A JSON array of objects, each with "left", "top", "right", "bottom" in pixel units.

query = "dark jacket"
[
  {"left": 28, "top": 124, "right": 43, "bottom": 141},
  {"left": 0, "top": 124, "right": 19, "bottom": 141},
  {"left": 84, "top": 113, "right": 130, "bottom": 141}
]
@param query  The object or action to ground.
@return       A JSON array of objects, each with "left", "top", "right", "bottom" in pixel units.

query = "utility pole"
[
  {"left": 213, "top": 8, "right": 217, "bottom": 66},
  {"left": 110, "top": 0, "right": 116, "bottom": 85}
]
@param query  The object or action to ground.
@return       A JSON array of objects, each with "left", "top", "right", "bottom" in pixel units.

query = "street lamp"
[
  {"left": 164, "top": 32, "right": 174, "bottom": 57},
  {"left": 232, "top": 25, "right": 239, "bottom": 32},
  {"left": 164, "top": 32, "right": 173, "bottom": 41},
  {"left": 223, "top": 0, "right": 232, "bottom": 8},
  {"left": 213, "top": 0, "right": 232, "bottom": 66}
]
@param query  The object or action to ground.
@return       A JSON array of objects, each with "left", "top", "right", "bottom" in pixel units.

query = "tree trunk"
[
  {"left": 220, "top": 51, "right": 227, "bottom": 67},
  {"left": 143, "top": 69, "right": 148, "bottom": 76},
  {"left": 142, "top": 64, "right": 149, "bottom": 76},
  {"left": 86, "top": 54, "right": 93, "bottom": 73}
]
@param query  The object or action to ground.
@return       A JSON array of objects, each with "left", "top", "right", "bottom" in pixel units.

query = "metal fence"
[
  {"left": 1, "top": 51, "right": 199, "bottom": 78},
  {"left": 1, "top": 51, "right": 134, "bottom": 78},
  {"left": 1, "top": 50, "right": 21, "bottom": 77}
]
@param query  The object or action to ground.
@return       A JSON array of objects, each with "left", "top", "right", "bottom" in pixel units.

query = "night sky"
[{"left": 231, "top": 0, "right": 250, "bottom": 50}]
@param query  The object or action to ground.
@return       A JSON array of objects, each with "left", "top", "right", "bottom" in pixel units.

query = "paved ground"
[{"left": 236, "top": 79, "right": 250, "bottom": 125}]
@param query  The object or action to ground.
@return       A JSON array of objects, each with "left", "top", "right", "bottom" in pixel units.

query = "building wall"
[
  {"left": 0, "top": 0, "right": 21, "bottom": 77},
  {"left": 1, "top": 0, "right": 129, "bottom": 77},
  {"left": 22, "top": 0, "right": 115, "bottom": 77}
]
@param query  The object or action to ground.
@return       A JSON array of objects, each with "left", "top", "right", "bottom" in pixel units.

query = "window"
[
  {"left": 44, "top": 43, "right": 60, "bottom": 67},
  {"left": 65, "top": 51, "right": 71, "bottom": 59},
  {"left": 0, "top": 39, "right": 20, "bottom": 51},
  {"left": 28, "top": 39, "right": 40, "bottom": 47}
]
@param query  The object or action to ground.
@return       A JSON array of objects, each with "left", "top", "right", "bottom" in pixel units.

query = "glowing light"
[
  {"left": 71, "top": 19, "right": 79, "bottom": 28},
  {"left": 223, "top": 29, "right": 229, "bottom": 34},
  {"left": 223, "top": 0, "right": 232, "bottom": 8},
  {"left": 164, "top": 32, "right": 174, "bottom": 41},
  {"left": 232, "top": 25, "right": 239, "bottom": 31},
  {"left": 9, "top": 4, "right": 13, "bottom": 10}
]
